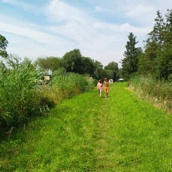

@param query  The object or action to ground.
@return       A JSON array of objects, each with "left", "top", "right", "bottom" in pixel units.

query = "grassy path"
[{"left": 0, "top": 83, "right": 172, "bottom": 171}]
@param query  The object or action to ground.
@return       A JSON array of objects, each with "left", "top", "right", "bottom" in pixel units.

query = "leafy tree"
[
  {"left": 93, "top": 60, "right": 104, "bottom": 79},
  {"left": 82, "top": 56, "right": 95, "bottom": 76},
  {"left": 157, "top": 9, "right": 172, "bottom": 80},
  {"left": 139, "top": 9, "right": 172, "bottom": 80},
  {"left": 138, "top": 11, "right": 164, "bottom": 78},
  {"left": 121, "top": 32, "right": 142, "bottom": 80},
  {"left": 138, "top": 41, "right": 159, "bottom": 76},
  {"left": 104, "top": 61, "right": 118, "bottom": 71},
  {"left": 104, "top": 61, "right": 119, "bottom": 81},
  {"left": 163, "top": 9, "right": 172, "bottom": 45},
  {"left": 148, "top": 10, "right": 165, "bottom": 47},
  {"left": 0, "top": 34, "right": 8, "bottom": 58},
  {"left": 157, "top": 45, "right": 172, "bottom": 80},
  {"left": 62, "top": 49, "right": 84, "bottom": 74},
  {"left": 35, "top": 56, "right": 62, "bottom": 72},
  {"left": 104, "top": 69, "right": 114, "bottom": 80}
]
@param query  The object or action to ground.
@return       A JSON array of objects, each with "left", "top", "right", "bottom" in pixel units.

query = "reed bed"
[
  {"left": 40, "top": 72, "right": 94, "bottom": 104},
  {"left": 0, "top": 59, "right": 46, "bottom": 136},
  {"left": 0, "top": 57, "right": 94, "bottom": 137}
]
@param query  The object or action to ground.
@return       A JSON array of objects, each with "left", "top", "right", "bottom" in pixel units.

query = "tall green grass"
[
  {"left": 129, "top": 75, "right": 172, "bottom": 112},
  {"left": 0, "top": 57, "right": 44, "bottom": 134},
  {"left": 0, "top": 56, "right": 94, "bottom": 137},
  {"left": 41, "top": 72, "right": 94, "bottom": 104}
]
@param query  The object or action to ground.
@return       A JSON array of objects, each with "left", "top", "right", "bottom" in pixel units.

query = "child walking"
[
  {"left": 97, "top": 80, "right": 102, "bottom": 97},
  {"left": 103, "top": 78, "right": 109, "bottom": 98}
]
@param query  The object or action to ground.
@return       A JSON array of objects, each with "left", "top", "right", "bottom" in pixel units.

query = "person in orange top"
[{"left": 103, "top": 78, "right": 109, "bottom": 98}]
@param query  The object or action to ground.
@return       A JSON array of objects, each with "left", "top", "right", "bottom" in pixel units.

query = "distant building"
[
  {"left": 44, "top": 74, "right": 51, "bottom": 84},
  {"left": 118, "top": 78, "right": 124, "bottom": 82},
  {"left": 39, "top": 74, "right": 51, "bottom": 85},
  {"left": 44, "top": 75, "right": 51, "bottom": 81},
  {"left": 109, "top": 79, "right": 113, "bottom": 83}
]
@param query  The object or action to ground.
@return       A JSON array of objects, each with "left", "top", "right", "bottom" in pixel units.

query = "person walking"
[
  {"left": 103, "top": 78, "right": 109, "bottom": 98},
  {"left": 97, "top": 80, "right": 102, "bottom": 97}
]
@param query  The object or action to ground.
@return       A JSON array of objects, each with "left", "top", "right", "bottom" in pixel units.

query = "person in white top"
[{"left": 97, "top": 80, "right": 102, "bottom": 97}]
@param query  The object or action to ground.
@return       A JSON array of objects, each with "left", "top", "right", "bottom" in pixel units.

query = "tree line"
[
  {"left": 121, "top": 9, "right": 172, "bottom": 81},
  {"left": 35, "top": 49, "right": 119, "bottom": 82},
  {"left": 1, "top": 9, "right": 172, "bottom": 82},
  {"left": 0, "top": 34, "right": 119, "bottom": 81}
]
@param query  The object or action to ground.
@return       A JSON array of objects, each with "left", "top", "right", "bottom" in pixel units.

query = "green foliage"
[
  {"left": 121, "top": 10, "right": 172, "bottom": 81},
  {"left": 138, "top": 41, "right": 159, "bottom": 76},
  {"left": 93, "top": 60, "right": 104, "bottom": 79},
  {"left": 35, "top": 56, "right": 62, "bottom": 72},
  {"left": 61, "top": 49, "right": 97, "bottom": 76},
  {"left": 129, "top": 75, "right": 172, "bottom": 112},
  {"left": 104, "top": 61, "right": 118, "bottom": 71},
  {"left": 138, "top": 9, "right": 172, "bottom": 80},
  {"left": 62, "top": 49, "right": 84, "bottom": 74},
  {"left": 49, "top": 72, "right": 94, "bottom": 102},
  {"left": 121, "top": 32, "right": 142, "bottom": 80},
  {"left": 148, "top": 10, "right": 165, "bottom": 46},
  {"left": 157, "top": 45, "right": 172, "bottom": 80},
  {"left": 0, "top": 56, "right": 46, "bottom": 131},
  {"left": 103, "top": 69, "right": 114, "bottom": 79},
  {"left": 82, "top": 57, "right": 95, "bottom": 76},
  {"left": 0, "top": 34, "right": 8, "bottom": 58},
  {"left": 0, "top": 53, "right": 95, "bottom": 136},
  {"left": 34, "top": 48, "right": 119, "bottom": 81},
  {"left": 104, "top": 61, "right": 119, "bottom": 81}
]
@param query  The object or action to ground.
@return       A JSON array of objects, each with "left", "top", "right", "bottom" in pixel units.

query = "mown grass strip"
[
  {"left": 0, "top": 83, "right": 172, "bottom": 171},
  {"left": 107, "top": 83, "right": 172, "bottom": 172}
]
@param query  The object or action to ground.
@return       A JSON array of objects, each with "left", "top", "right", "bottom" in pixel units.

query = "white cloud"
[
  {"left": 0, "top": 20, "right": 57, "bottom": 44},
  {"left": 0, "top": 15, "right": 77, "bottom": 60},
  {"left": 126, "top": 4, "right": 154, "bottom": 18},
  {"left": 1, "top": 0, "right": 171, "bottom": 66},
  {"left": 46, "top": 0, "right": 88, "bottom": 23},
  {"left": 94, "top": 5, "right": 103, "bottom": 12},
  {"left": 2, "top": 0, "right": 14, "bottom": 4},
  {"left": 1, "top": 0, "right": 36, "bottom": 11}
]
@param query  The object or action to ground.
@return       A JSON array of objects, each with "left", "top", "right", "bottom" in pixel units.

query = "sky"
[{"left": 0, "top": 0, "right": 171, "bottom": 67}]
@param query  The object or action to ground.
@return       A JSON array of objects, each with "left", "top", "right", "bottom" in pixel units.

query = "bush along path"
[{"left": 0, "top": 83, "right": 172, "bottom": 171}]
